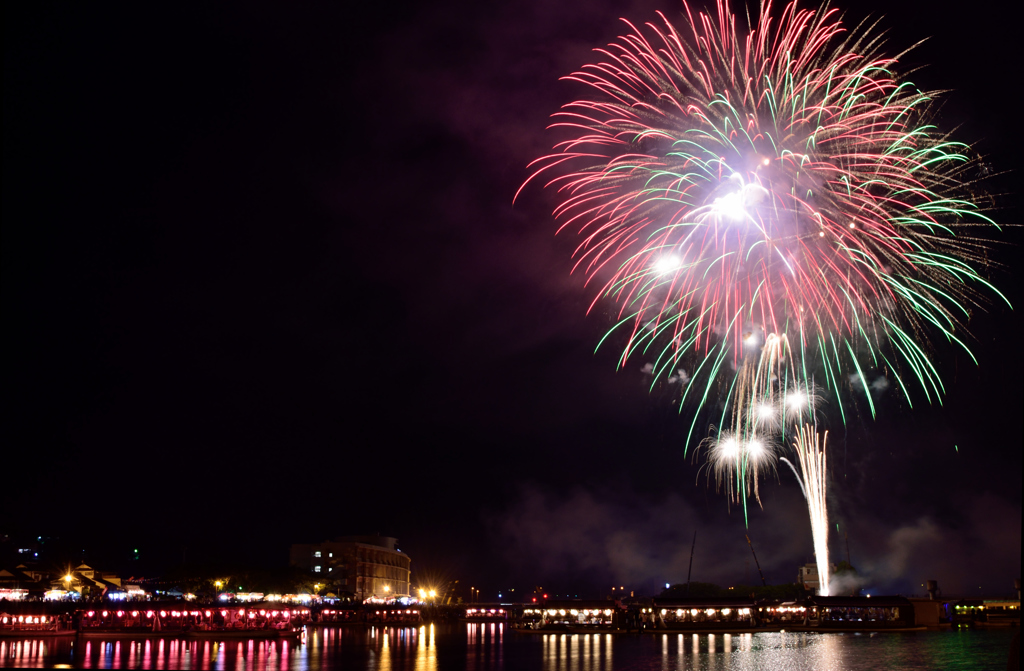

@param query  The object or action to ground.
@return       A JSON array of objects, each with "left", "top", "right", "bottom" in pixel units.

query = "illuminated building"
[
  {"left": 50, "top": 564, "right": 123, "bottom": 597},
  {"left": 289, "top": 536, "right": 410, "bottom": 600}
]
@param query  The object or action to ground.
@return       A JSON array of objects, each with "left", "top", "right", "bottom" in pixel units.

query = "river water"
[{"left": 1, "top": 623, "right": 1016, "bottom": 670}]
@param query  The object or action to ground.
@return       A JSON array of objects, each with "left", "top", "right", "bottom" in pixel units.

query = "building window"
[
  {"left": 314, "top": 566, "right": 321, "bottom": 573},
  {"left": 328, "top": 552, "right": 333, "bottom": 557},
  {"left": 314, "top": 551, "right": 322, "bottom": 558},
  {"left": 328, "top": 567, "right": 333, "bottom": 572}
]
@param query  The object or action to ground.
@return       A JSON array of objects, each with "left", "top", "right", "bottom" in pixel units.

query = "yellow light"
[{"left": 64, "top": 575, "right": 72, "bottom": 582}]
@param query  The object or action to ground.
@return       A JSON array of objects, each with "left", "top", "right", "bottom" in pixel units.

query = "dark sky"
[{"left": 3, "top": 0, "right": 1020, "bottom": 600}]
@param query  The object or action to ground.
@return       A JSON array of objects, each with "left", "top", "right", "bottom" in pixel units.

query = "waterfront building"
[
  {"left": 796, "top": 562, "right": 837, "bottom": 594},
  {"left": 463, "top": 605, "right": 509, "bottom": 621},
  {"left": 289, "top": 536, "right": 411, "bottom": 600},
  {"left": 49, "top": 564, "right": 122, "bottom": 597},
  {"left": 652, "top": 596, "right": 758, "bottom": 629},
  {"left": 524, "top": 600, "right": 622, "bottom": 629},
  {"left": 907, "top": 598, "right": 953, "bottom": 627},
  {"left": 0, "top": 566, "right": 45, "bottom": 596},
  {"left": 773, "top": 595, "right": 915, "bottom": 628}
]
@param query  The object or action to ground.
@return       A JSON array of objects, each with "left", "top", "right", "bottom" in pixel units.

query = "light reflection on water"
[{"left": 0, "top": 623, "right": 1014, "bottom": 670}]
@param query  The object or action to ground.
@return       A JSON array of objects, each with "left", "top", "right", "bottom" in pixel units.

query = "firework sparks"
[
  {"left": 525, "top": 0, "right": 1007, "bottom": 593},
  {"left": 781, "top": 426, "right": 831, "bottom": 596},
  {"left": 524, "top": 0, "right": 1007, "bottom": 445}
]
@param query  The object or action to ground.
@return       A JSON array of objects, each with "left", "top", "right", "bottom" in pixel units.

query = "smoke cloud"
[
  {"left": 487, "top": 485, "right": 1021, "bottom": 597},
  {"left": 485, "top": 483, "right": 815, "bottom": 594}
]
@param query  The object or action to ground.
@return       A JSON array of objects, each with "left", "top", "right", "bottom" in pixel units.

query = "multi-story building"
[
  {"left": 290, "top": 536, "right": 411, "bottom": 600},
  {"left": 797, "top": 562, "right": 837, "bottom": 595}
]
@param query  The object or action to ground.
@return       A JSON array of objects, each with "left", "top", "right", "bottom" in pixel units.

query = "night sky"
[{"left": 4, "top": 0, "right": 1020, "bottom": 600}]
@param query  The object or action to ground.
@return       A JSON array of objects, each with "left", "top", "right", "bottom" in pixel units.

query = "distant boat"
[{"left": 0, "top": 613, "right": 75, "bottom": 638}]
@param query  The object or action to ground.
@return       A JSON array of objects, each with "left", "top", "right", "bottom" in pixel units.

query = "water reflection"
[
  {"left": 647, "top": 630, "right": 853, "bottom": 671},
  {"left": 0, "top": 625, "right": 1014, "bottom": 670},
  {"left": 541, "top": 633, "right": 614, "bottom": 671}
]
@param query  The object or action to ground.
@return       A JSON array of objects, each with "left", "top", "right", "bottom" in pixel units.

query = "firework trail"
[{"left": 781, "top": 426, "right": 830, "bottom": 595}]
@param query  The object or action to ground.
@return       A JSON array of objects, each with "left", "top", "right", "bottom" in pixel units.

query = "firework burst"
[
  {"left": 525, "top": 0, "right": 1008, "bottom": 593},
  {"left": 523, "top": 0, "right": 1008, "bottom": 448}
]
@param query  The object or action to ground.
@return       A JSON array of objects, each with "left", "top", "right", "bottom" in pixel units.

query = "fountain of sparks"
[{"left": 781, "top": 425, "right": 831, "bottom": 596}]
